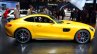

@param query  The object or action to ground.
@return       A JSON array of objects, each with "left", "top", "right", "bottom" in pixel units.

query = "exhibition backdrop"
[{"left": 0, "top": 1, "right": 19, "bottom": 10}]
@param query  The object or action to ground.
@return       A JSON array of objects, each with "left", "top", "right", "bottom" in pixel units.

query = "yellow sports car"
[{"left": 5, "top": 14, "right": 95, "bottom": 43}]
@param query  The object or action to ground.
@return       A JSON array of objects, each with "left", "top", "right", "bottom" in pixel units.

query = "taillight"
[{"left": 6, "top": 23, "right": 12, "bottom": 27}]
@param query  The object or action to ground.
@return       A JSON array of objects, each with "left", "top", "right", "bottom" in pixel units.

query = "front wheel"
[
  {"left": 15, "top": 28, "right": 31, "bottom": 43},
  {"left": 75, "top": 30, "right": 90, "bottom": 44}
]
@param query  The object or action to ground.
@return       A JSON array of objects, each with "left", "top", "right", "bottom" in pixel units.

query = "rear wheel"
[
  {"left": 15, "top": 28, "right": 31, "bottom": 43},
  {"left": 75, "top": 30, "right": 90, "bottom": 44}
]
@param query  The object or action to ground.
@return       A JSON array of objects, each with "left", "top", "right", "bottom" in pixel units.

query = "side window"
[
  {"left": 34, "top": 16, "right": 53, "bottom": 23},
  {"left": 24, "top": 17, "right": 35, "bottom": 22}
]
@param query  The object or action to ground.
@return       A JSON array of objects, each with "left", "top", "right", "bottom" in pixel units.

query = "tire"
[
  {"left": 75, "top": 30, "right": 90, "bottom": 44},
  {"left": 15, "top": 28, "right": 31, "bottom": 43}
]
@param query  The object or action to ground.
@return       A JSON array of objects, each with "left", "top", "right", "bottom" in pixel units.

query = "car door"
[{"left": 32, "top": 16, "right": 64, "bottom": 39}]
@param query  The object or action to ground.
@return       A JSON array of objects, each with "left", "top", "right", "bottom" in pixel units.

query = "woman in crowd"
[{"left": 27, "top": 5, "right": 37, "bottom": 15}]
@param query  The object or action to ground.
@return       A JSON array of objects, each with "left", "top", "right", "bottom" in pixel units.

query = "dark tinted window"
[
  {"left": 34, "top": 16, "right": 53, "bottom": 23},
  {"left": 24, "top": 16, "right": 53, "bottom": 23},
  {"left": 24, "top": 17, "right": 35, "bottom": 22}
]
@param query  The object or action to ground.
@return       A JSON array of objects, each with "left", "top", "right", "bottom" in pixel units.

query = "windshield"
[{"left": 49, "top": 15, "right": 63, "bottom": 24}]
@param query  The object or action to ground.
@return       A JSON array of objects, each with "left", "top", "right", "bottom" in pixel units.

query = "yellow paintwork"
[{"left": 5, "top": 14, "right": 95, "bottom": 40}]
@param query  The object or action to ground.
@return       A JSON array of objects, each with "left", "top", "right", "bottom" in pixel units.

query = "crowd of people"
[
  {"left": 26, "top": 5, "right": 96, "bottom": 24},
  {"left": 70, "top": 7, "right": 96, "bottom": 24},
  {"left": 2, "top": 4, "right": 96, "bottom": 25}
]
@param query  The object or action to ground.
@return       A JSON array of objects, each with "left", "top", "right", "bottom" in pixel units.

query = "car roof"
[
  {"left": 21, "top": 13, "right": 51, "bottom": 20},
  {"left": 29, "top": 13, "right": 51, "bottom": 16}
]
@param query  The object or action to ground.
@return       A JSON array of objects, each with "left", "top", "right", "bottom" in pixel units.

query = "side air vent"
[
  {"left": 67, "top": 23, "right": 70, "bottom": 24},
  {"left": 63, "top": 28, "right": 70, "bottom": 32}
]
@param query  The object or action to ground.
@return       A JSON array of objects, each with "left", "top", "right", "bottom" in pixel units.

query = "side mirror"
[
  {"left": 49, "top": 21, "right": 55, "bottom": 24},
  {"left": 49, "top": 20, "right": 53, "bottom": 23},
  {"left": 50, "top": 21, "right": 55, "bottom": 25}
]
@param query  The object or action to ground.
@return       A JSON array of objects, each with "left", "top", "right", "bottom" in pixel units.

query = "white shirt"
[{"left": 14, "top": 8, "right": 20, "bottom": 18}]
